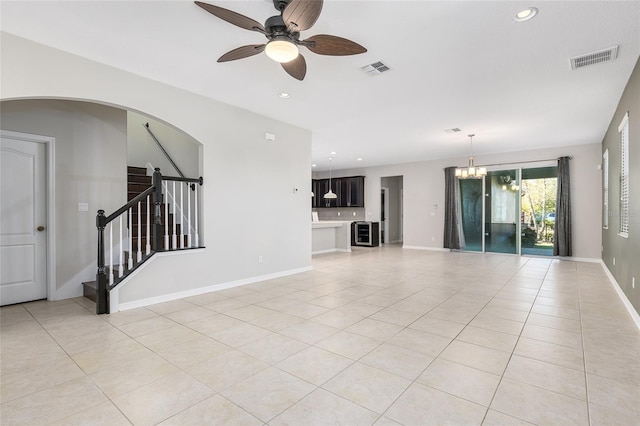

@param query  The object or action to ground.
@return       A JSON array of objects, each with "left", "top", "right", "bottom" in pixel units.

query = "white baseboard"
[
  {"left": 115, "top": 265, "right": 312, "bottom": 312},
  {"left": 600, "top": 261, "right": 640, "bottom": 330},
  {"left": 312, "top": 248, "right": 351, "bottom": 255},
  {"left": 402, "top": 245, "right": 450, "bottom": 252}
]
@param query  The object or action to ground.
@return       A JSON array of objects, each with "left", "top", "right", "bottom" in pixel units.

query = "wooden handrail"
[{"left": 105, "top": 186, "right": 155, "bottom": 224}]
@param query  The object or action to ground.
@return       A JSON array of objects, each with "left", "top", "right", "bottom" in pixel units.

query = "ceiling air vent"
[
  {"left": 444, "top": 128, "right": 462, "bottom": 134},
  {"left": 570, "top": 46, "right": 618, "bottom": 70},
  {"left": 360, "top": 61, "right": 391, "bottom": 76}
]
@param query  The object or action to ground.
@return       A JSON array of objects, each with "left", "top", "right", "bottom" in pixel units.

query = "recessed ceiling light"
[
  {"left": 278, "top": 92, "right": 291, "bottom": 99},
  {"left": 514, "top": 7, "right": 538, "bottom": 22},
  {"left": 330, "top": 151, "right": 337, "bottom": 155},
  {"left": 357, "top": 158, "right": 363, "bottom": 161}
]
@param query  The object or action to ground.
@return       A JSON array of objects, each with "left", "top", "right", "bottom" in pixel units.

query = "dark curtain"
[
  {"left": 443, "top": 167, "right": 461, "bottom": 249},
  {"left": 554, "top": 156, "right": 572, "bottom": 256}
]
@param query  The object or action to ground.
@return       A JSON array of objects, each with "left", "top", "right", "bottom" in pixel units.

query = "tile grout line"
[{"left": 478, "top": 256, "right": 549, "bottom": 424}]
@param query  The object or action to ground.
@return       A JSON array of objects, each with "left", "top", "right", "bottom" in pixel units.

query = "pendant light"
[
  {"left": 455, "top": 134, "right": 487, "bottom": 179},
  {"left": 324, "top": 157, "right": 337, "bottom": 199}
]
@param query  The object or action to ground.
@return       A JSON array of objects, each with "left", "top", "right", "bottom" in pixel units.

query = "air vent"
[
  {"left": 360, "top": 61, "right": 391, "bottom": 76},
  {"left": 444, "top": 128, "right": 462, "bottom": 134},
  {"left": 570, "top": 46, "right": 618, "bottom": 70}
]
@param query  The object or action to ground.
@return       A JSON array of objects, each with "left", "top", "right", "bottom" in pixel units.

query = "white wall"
[
  {"left": 0, "top": 99, "right": 127, "bottom": 299},
  {"left": 1, "top": 33, "right": 312, "bottom": 306},
  {"left": 318, "top": 143, "right": 602, "bottom": 259},
  {"left": 127, "top": 111, "right": 200, "bottom": 178}
]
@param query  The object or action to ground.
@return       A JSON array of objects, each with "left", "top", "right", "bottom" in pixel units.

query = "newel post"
[
  {"left": 96, "top": 210, "right": 109, "bottom": 314},
  {"left": 152, "top": 168, "right": 163, "bottom": 251}
]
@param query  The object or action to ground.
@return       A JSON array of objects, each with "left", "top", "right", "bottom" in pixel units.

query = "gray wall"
[
  {"left": 0, "top": 99, "right": 127, "bottom": 298},
  {"left": 602, "top": 57, "right": 640, "bottom": 313}
]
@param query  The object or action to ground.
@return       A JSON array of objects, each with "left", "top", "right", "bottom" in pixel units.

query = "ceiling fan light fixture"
[{"left": 265, "top": 39, "right": 299, "bottom": 63}]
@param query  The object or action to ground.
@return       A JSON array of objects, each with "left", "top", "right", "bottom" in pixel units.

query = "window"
[
  {"left": 603, "top": 149, "right": 609, "bottom": 229},
  {"left": 618, "top": 112, "right": 629, "bottom": 237}
]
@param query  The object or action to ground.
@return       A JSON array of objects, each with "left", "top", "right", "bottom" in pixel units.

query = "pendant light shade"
[
  {"left": 455, "top": 134, "right": 487, "bottom": 179},
  {"left": 324, "top": 157, "right": 337, "bottom": 199},
  {"left": 324, "top": 189, "right": 337, "bottom": 199}
]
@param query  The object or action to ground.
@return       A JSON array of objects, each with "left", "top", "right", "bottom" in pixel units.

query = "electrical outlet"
[
  {"left": 633, "top": 277, "right": 636, "bottom": 289},
  {"left": 352, "top": 211, "right": 356, "bottom": 216},
  {"left": 613, "top": 257, "right": 616, "bottom": 266},
  {"left": 337, "top": 212, "right": 341, "bottom": 216},
  {"left": 78, "top": 202, "right": 89, "bottom": 212},
  {"left": 258, "top": 255, "right": 263, "bottom": 264}
]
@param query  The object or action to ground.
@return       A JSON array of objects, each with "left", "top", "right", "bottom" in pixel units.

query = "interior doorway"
[{"left": 380, "top": 176, "right": 403, "bottom": 244}]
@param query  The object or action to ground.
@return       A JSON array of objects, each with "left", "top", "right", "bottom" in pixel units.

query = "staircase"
[{"left": 82, "top": 166, "right": 190, "bottom": 302}]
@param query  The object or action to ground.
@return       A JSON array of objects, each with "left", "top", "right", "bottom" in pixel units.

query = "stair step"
[
  {"left": 128, "top": 182, "right": 152, "bottom": 193},
  {"left": 127, "top": 166, "right": 147, "bottom": 176},
  {"left": 82, "top": 280, "right": 97, "bottom": 302},
  {"left": 128, "top": 175, "right": 152, "bottom": 185}
]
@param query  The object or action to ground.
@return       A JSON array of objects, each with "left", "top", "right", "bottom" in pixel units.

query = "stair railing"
[
  {"left": 95, "top": 168, "right": 203, "bottom": 314},
  {"left": 146, "top": 162, "right": 199, "bottom": 245}
]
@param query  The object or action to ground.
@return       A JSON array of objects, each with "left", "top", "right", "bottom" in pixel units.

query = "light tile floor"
[{"left": 2, "top": 247, "right": 640, "bottom": 425}]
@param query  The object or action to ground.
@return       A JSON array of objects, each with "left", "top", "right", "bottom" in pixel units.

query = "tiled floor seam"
[
  {"left": 479, "top": 257, "right": 552, "bottom": 425},
  {"left": 576, "top": 268, "right": 593, "bottom": 426}
]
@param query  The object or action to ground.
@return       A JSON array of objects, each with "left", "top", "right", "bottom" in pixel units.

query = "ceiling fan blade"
[
  {"left": 217, "top": 44, "right": 266, "bottom": 62},
  {"left": 195, "top": 1, "right": 265, "bottom": 33},
  {"left": 304, "top": 34, "right": 367, "bottom": 56},
  {"left": 283, "top": 0, "right": 323, "bottom": 32},
  {"left": 281, "top": 54, "right": 307, "bottom": 80}
]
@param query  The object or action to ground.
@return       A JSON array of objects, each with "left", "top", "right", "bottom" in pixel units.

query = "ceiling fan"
[{"left": 194, "top": 0, "right": 367, "bottom": 80}]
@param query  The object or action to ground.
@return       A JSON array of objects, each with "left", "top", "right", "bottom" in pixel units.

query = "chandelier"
[{"left": 455, "top": 134, "right": 487, "bottom": 179}]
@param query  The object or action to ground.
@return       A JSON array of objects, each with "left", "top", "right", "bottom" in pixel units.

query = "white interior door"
[{"left": 0, "top": 136, "right": 47, "bottom": 305}]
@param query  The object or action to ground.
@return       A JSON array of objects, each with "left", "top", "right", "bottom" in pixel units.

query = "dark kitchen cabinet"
[
  {"left": 312, "top": 176, "right": 365, "bottom": 208},
  {"left": 315, "top": 179, "right": 338, "bottom": 208},
  {"left": 338, "top": 176, "right": 365, "bottom": 207},
  {"left": 311, "top": 179, "right": 323, "bottom": 208}
]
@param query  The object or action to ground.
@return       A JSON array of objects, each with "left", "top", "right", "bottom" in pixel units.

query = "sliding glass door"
[
  {"left": 520, "top": 167, "right": 557, "bottom": 256},
  {"left": 458, "top": 166, "right": 557, "bottom": 256},
  {"left": 459, "top": 179, "right": 483, "bottom": 252},
  {"left": 484, "top": 170, "right": 520, "bottom": 254}
]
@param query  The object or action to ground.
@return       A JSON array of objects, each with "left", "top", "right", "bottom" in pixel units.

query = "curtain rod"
[{"left": 455, "top": 156, "right": 573, "bottom": 169}]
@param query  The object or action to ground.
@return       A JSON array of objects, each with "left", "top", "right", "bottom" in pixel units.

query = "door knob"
[{"left": 37, "top": 226, "right": 45, "bottom": 232}]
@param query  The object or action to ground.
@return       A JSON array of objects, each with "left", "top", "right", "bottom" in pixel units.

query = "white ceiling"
[{"left": 2, "top": 1, "right": 639, "bottom": 171}]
